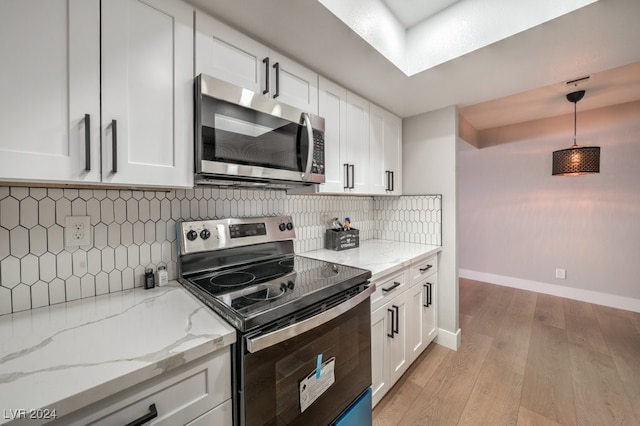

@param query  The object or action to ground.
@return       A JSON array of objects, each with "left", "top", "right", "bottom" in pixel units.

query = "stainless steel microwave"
[{"left": 194, "top": 74, "right": 325, "bottom": 189}]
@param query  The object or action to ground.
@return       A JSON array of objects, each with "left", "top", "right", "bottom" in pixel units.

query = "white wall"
[
  {"left": 458, "top": 101, "right": 640, "bottom": 312},
  {"left": 404, "top": 105, "right": 460, "bottom": 349}
]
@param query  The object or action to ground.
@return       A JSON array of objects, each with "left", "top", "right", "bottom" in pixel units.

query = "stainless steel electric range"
[{"left": 177, "top": 216, "right": 374, "bottom": 426}]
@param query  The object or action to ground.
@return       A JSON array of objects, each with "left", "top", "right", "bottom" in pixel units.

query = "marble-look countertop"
[
  {"left": 0, "top": 283, "right": 235, "bottom": 425},
  {"left": 301, "top": 239, "right": 442, "bottom": 282}
]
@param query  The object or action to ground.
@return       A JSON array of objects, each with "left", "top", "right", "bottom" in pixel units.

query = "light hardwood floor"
[{"left": 373, "top": 278, "right": 640, "bottom": 425}]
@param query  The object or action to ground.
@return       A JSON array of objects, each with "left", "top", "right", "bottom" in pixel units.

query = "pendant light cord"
[{"left": 572, "top": 100, "right": 578, "bottom": 148}]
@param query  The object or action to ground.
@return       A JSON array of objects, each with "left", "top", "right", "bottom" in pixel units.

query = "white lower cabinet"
[
  {"left": 58, "top": 348, "right": 232, "bottom": 426},
  {"left": 407, "top": 282, "right": 427, "bottom": 362},
  {"left": 186, "top": 399, "right": 233, "bottom": 426},
  {"left": 371, "top": 286, "right": 409, "bottom": 407},
  {"left": 416, "top": 274, "right": 438, "bottom": 360},
  {"left": 371, "top": 253, "right": 438, "bottom": 407},
  {"left": 387, "top": 291, "right": 409, "bottom": 385},
  {"left": 371, "top": 303, "right": 391, "bottom": 405}
]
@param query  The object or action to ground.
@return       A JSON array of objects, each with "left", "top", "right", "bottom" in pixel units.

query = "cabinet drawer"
[
  {"left": 62, "top": 349, "right": 231, "bottom": 426},
  {"left": 186, "top": 399, "right": 232, "bottom": 426},
  {"left": 371, "top": 271, "right": 407, "bottom": 312},
  {"left": 409, "top": 255, "right": 438, "bottom": 286}
]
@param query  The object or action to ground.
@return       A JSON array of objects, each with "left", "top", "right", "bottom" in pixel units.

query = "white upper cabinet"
[
  {"left": 369, "top": 104, "right": 402, "bottom": 195},
  {"left": 268, "top": 50, "right": 318, "bottom": 115},
  {"left": 317, "top": 77, "right": 348, "bottom": 193},
  {"left": 345, "top": 91, "right": 370, "bottom": 193},
  {"left": 101, "top": 0, "right": 193, "bottom": 187},
  {"left": 195, "top": 11, "right": 267, "bottom": 94},
  {"left": 0, "top": 0, "right": 193, "bottom": 188},
  {"left": 369, "top": 105, "right": 386, "bottom": 194},
  {"left": 384, "top": 111, "right": 402, "bottom": 195},
  {"left": 0, "top": 0, "right": 101, "bottom": 184},
  {"left": 195, "top": 12, "right": 318, "bottom": 114},
  {"left": 294, "top": 79, "right": 402, "bottom": 196}
]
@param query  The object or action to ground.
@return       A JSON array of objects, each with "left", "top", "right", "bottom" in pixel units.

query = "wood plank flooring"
[{"left": 373, "top": 279, "right": 640, "bottom": 425}]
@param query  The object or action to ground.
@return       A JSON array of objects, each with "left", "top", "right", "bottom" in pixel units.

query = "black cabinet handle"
[
  {"left": 392, "top": 305, "right": 399, "bottom": 334},
  {"left": 84, "top": 114, "right": 91, "bottom": 171},
  {"left": 382, "top": 281, "right": 401, "bottom": 293},
  {"left": 428, "top": 282, "right": 432, "bottom": 306},
  {"left": 273, "top": 62, "right": 280, "bottom": 98},
  {"left": 423, "top": 283, "right": 432, "bottom": 307},
  {"left": 111, "top": 119, "right": 118, "bottom": 173},
  {"left": 262, "top": 57, "right": 270, "bottom": 95},
  {"left": 423, "top": 283, "right": 430, "bottom": 307},
  {"left": 343, "top": 163, "right": 350, "bottom": 189},
  {"left": 419, "top": 265, "right": 433, "bottom": 272},
  {"left": 385, "top": 171, "right": 395, "bottom": 191},
  {"left": 124, "top": 403, "right": 158, "bottom": 426},
  {"left": 349, "top": 164, "right": 355, "bottom": 189},
  {"left": 387, "top": 308, "right": 394, "bottom": 338}
]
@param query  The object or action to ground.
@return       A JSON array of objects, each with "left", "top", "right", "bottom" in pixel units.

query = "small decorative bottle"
[
  {"left": 157, "top": 265, "right": 169, "bottom": 286},
  {"left": 144, "top": 268, "right": 155, "bottom": 289}
]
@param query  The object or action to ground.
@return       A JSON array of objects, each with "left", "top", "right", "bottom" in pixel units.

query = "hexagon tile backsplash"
[{"left": 0, "top": 186, "right": 441, "bottom": 315}]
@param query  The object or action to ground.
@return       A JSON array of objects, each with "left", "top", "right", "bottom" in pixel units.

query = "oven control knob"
[
  {"left": 287, "top": 281, "right": 295, "bottom": 290},
  {"left": 200, "top": 229, "right": 211, "bottom": 240},
  {"left": 278, "top": 223, "right": 286, "bottom": 232},
  {"left": 186, "top": 230, "right": 198, "bottom": 241},
  {"left": 286, "top": 222, "right": 293, "bottom": 231}
]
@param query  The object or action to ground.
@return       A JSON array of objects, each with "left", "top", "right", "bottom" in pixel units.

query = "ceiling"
[
  {"left": 460, "top": 60, "right": 640, "bottom": 130},
  {"left": 382, "top": 0, "right": 460, "bottom": 29},
  {"left": 186, "top": 0, "right": 640, "bottom": 130}
]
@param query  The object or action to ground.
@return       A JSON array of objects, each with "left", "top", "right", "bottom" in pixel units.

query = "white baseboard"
[
  {"left": 459, "top": 269, "right": 640, "bottom": 313},
  {"left": 435, "top": 327, "right": 461, "bottom": 351}
]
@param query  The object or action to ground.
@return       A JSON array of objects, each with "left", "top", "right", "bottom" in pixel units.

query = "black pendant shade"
[{"left": 552, "top": 90, "right": 601, "bottom": 176}]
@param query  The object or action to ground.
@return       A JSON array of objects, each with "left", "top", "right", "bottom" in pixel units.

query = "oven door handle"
[{"left": 245, "top": 284, "right": 376, "bottom": 353}]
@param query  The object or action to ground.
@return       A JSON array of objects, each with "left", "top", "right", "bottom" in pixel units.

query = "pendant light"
[{"left": 552, "top": 90, "right": 600, "bottom": 176}]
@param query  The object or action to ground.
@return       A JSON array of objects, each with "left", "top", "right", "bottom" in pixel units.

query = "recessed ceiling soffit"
[{"left": 318, "top": 0, "right": 599, "bottom": 76}]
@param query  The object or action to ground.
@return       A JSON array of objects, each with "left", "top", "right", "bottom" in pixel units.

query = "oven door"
[
  {"left": 237, "top": 287, "right": 373, "bottom": 426},
  {"left": 196, "top": 74, "right": 323, "bottom": 184}
]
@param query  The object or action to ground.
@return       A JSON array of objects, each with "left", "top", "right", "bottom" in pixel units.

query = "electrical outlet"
[
  {"left": 65, "top": 216, "right": 91, "bottom": 247},
  {"left": 555, "top": 268, "right": 566, "bottom": 280}
]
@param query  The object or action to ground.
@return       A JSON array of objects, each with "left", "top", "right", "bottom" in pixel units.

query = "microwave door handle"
[
  {"left": 245, "top": 284, "right": 375, "bottom": 353},
  {"left": 302, "top": 113, "right": 314, "bottom": 180}
]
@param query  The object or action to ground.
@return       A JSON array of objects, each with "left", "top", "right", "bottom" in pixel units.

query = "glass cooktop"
[{"left": 183, "top": 255, "right": 371, "bottom": 332}]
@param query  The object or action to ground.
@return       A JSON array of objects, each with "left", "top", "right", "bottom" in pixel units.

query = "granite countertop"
[
  {"left": 0, "top": 283, "right": 235, "bottom": 425},
  {"left": 301, "top": 239, "right": 442, "bottom": 281}
]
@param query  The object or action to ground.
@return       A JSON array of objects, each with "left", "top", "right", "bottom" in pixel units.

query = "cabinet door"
[
  {"left": 195, "top": 11, "right": 268, "bottom": 94},
  {"left": 345, "top": 91, "right": 370, "bottom": 193},
  {"left": 384, "top": 111, "right": 402, "bottom": 195},
  {"left": 0, "top": 0, "right": 101, "bottom": 183},
  {"left": 369, "top": 104, "right": 402, "bottom": 195},
  {"left": 407, "top": 283, "right": 426, "bottom": 363},
  {"left": 371, "top": 305, "right": 391, "bottom": 408},
  {"left": 101, "top": 0, "right": 193, "bottom": 188},
  {"left": 422, "top": 276, "right": 438, "bottom": 346},
  {"left": 317, "top": 77, "right": 347, "bottom": 193},
  {"left": 269, "top": 51, "right": 318, "bottom": 115},
  {"left": 388, "top": 292, "right": 409, "bottom": 385},
  {"left": 368, "top": 104, "right": 386, "bottom": 194}
]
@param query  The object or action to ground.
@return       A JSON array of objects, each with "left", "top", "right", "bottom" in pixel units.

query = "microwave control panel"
[{"left": 312, "top": 130, "right": 325, "bottom": 174}]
